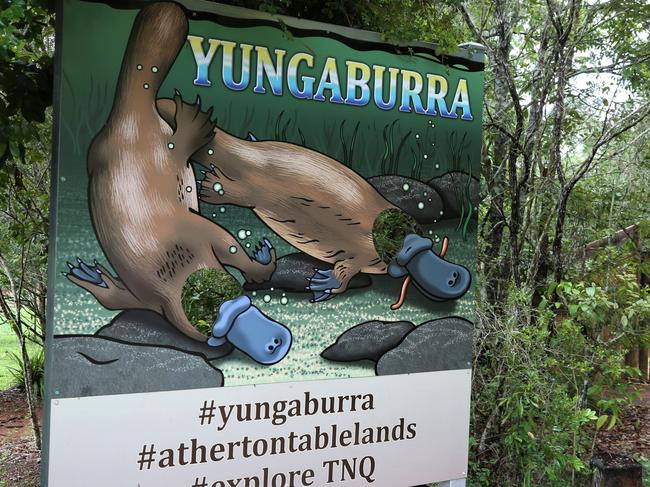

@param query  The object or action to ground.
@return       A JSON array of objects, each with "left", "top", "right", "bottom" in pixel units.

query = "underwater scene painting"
[{"left": 48, "top": 0, "right": 484, "bottom": 395}]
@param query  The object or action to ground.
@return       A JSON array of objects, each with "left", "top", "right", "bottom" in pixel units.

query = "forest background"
[{"left": 0, "top": 0, "right": 648, "bottom": 485}]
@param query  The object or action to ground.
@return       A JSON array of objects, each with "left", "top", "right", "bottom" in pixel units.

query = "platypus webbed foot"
[
  {"left": 253, "top": 239, "right": 274, "bottom": 265},
  {"left": 65, "top": 258, "right": 140, "bottom": 310},
  {"left": 306, "top": 268, "right": 340, "bottom": 302},
  {"left": 388, "top": 234, "right": 471, "bottom": 301},
  {"left": 209, "top": 295, "right": 292, "bottom": 365},
  {"left": 65, "top": 257, "right": 107, "bottom": 288},
  {"left": 168, "top": 91, "right": 215, "bottom": 157}
]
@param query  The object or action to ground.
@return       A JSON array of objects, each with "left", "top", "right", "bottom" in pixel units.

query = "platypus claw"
[
  {"left": 65, "top": 257, "right": 108, "bottom": 288},
  {"left": 305, "top": 277, "right": 334, "bottom": 291},
  {"left": 311, "top": 290, "right": 333, "bottom": 303},
  {"left": 307, "top": 268, "right": 339, "bottom": 302},
  {"left": 253, "top": 238, "right": 274, "bottom": 265},
  {"left": 312, "top": 268, "right": 331, "bottom": 279}
]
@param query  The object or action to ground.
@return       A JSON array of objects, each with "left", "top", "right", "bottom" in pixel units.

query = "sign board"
[{"left": 44, "top": 1, "right": 485, "bottom": 485}]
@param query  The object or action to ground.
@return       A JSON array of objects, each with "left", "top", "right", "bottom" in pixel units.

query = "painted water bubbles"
[{"left": 237, "top": 229, "right": 253, "bottom": 240}]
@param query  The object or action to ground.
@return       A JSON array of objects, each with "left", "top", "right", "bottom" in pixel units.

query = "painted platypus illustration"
[
  {"left": 188, "top": 129, "right": 471, "bottom": 304},
  {"left": 64, "top": 2, "right": 292, "bottom": 365}
]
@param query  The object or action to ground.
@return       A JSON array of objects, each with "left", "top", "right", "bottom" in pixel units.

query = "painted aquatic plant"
[
  {"left": 447, "top": 130, "right": 470, "bottom": 171},
  {"left": 457, "top": 162, "right": 476, "bottom": 239},
  {"left": 63, "top": 73, "right": 111, "bottom": 156},
  {"left": 339, "top": 120, "right": 360, "bottom": 167},
  {"left": 212, "top": 103, "right": 458, "bottom": 182},
  {"left": 445, "top": 131, "right": 477, "bottom": 239},
  {"left": 238, "top": 104, "right": 255, "bottom": 137},
  {"left": 267, "top": 110, "right": 305, "bottom": 146},
  {"left": 380, "top": 121, "right": 413, "bottom": 175},
  {"left": 410, "top": 148, "right": 420, "bottom": 180}
]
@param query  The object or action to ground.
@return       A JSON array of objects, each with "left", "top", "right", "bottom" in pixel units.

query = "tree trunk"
[
  {"left": 637, "top": 347, "right": 648, "bottom": 381},
  {"left": 553, "top": 188, "right": 570, "bottom": 283},
  {"left": 624, "top": 347, "right": 639, "bottom": 369},
  {"left": 19, "top": 335, "right": 42, "bottom": 450},
  {"left": 638, "top": 249, "right": 649, "bottom": 380},
  {"left": 549, "top": 1, "right": 582, "bottom": 285},
  {"left": 591, "top": 453, "right": 642, "bottom": 487},
  {"left": 482, "top": 0, "right": 514, "bottom": 308}
]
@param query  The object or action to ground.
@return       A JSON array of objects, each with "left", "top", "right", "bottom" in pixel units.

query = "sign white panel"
[{"left": 48, "top": 370, "right": 471, "bottom": 487}]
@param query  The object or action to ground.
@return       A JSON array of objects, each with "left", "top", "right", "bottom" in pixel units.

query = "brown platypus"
[
  {"left": 185, "top": 129, "right": 471, "bottom": 304},
  {"left": 150, "top": 123, "right": 390, "bottom": 301},
  {"left": 65, "top": 3, "right": 280, "bottom": 345}
]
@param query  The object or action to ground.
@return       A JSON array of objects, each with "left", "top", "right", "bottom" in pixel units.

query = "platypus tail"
[
  {"left": 111, "top": 2, "right": 189, "bottom": 117},
  {"left": 65, "top": 258, "right": 142, "bottom": 311}
]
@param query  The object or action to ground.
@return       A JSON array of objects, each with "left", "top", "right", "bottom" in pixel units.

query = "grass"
[
  {"left": 0, "top": 323, "right": 19, "bottom": 390},
  {"left": 0, "top": 313, "right": 41, "bottom": 391},
  {"left": 213, "top": 100, "right": 459, "bottom": 181}
]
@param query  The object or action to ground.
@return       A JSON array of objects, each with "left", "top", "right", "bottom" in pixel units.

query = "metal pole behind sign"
[{"left": 438, "top": 479, "right": 467, "bottom": 487}]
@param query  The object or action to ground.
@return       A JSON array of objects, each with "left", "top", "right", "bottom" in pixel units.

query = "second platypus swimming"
[{"left": 171, "top": 123, "right": 472, "bottom": 304}]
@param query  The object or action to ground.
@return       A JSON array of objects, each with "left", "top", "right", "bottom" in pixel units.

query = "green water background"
[{"left": 52, "top": 0, "right": 483, "bottom": 386}]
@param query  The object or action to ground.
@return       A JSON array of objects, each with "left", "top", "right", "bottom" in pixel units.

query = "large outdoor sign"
[{"left": 43, "top": 1, "right": 485, "bottom": 485}]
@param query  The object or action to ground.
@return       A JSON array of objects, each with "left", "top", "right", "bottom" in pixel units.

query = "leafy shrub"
[
  {"left": 469, "top": 273, "right": 649, "bottom": 486},
  {"left": 372, "top": 208, "right": 421, "bottom": 264},
  {"left": 8, "top": 348, "right": 45, "bottom": 398},
  {"left": 181, "top": 268, "right": 242, "bottom": 336}
]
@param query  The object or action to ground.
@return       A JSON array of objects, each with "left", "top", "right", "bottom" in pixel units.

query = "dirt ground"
[
  {"left": 0, "top": 386, "right": 647, "bottom": 486},
  {"left": 595, "top": 385, "right": 650, "bottom": 458},
  {"left": 0, "top": 388, "right": 41, "bottom": 487}
]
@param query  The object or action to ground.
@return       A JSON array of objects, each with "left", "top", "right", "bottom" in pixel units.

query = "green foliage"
[
  {"left": 358, "top": 0, "right": 464, "bottom": 52},
  {"left": 223, "top": 0, "right": 465, "bottom": 52},
  {"left": 0, "top": 322, "right": 19, "bottom": 390},
  {"left": 555, "top": 262, "right": 650, "bottom": 353},
  {"left": 372, "top": 208, "right": 421, "bottom": 264},
  {"left": 0, "top": 0, "right": 648, "bottom": 480},
  {"left": 471, "top": 296, "right": 594, "bottom": 485},
  {"left": 181, "top": 268, "right": 243, "bottom": 336},
  {"left": 553, "top": 277, "right": 649, "bottom": 429},
  {"left": 470, "top": 270, "right": 649, "bottom": 486},
  {"left": 0, "top": 0, "right": 54, "bottom": 169},
  {"left": 0, "top": 129, "right": 50, "bottom": 344},
  {"left": 7, "top": 348, "right": 45, "bottom": 398}
]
